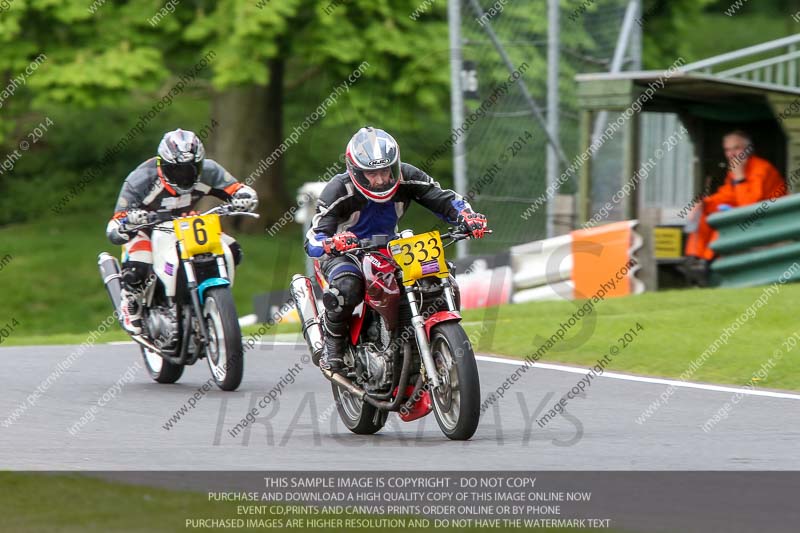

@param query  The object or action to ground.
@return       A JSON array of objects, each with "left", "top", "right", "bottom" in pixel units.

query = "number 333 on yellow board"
[{"left": 389, "top": 231, "right": 449, "bottom": 285}]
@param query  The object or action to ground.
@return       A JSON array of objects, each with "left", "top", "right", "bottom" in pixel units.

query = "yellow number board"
[
  {"left": 389, "top": 231, "right": 449, "bottom": 286},
  {"left": 173, "top": 214, "right": 224, "bottom": 259},
  {"left": 653, "top": 226, "right": 684, "bottom": 260}
]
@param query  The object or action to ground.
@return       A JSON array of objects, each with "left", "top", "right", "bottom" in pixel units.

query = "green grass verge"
[
  {"left": 0, "top": 209, "right": 305, "bottom": 339},
  {"left": 459, "top": 284, "right": 800, "bottom": 392},
  {"left": 232, "top": 283, "right": 800, "bottom": 392},
  {"left": 2, "top": 472, "right": 245, "bottom": 533},
  {"left": 0, "top": 319, "right": 301, "bottom": 348},
  {"left": 3, "top": 211, "right": 799, "bottom": 392},
  {"left": 0, "top": 473, "right": 626, "bottom": 533}
]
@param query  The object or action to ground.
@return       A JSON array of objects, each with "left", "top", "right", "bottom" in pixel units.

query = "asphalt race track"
[{"left": 2, "top": 338, "right": 799, "bottom": 470}]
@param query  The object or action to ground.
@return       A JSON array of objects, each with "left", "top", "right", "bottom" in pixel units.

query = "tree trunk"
[{"left": 210, "top": 57, "right": 289, "bottom": 232}]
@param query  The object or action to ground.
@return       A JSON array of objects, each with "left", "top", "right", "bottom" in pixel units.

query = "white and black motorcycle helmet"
[
  {"left": 345, "top": 127, "right": 402, "bottom": 203},
  {"left": 157, "top": 129, "right": 205, "bottom": 194}
]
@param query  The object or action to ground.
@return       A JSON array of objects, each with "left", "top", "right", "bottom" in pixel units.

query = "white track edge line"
[
  {"left": 475, "top": 354, "right": 800, "bottom": 400},
  {"left": 107, "top": 340, "right": 302, "bottom": 346},
  {"left": 103, "top": 340, "right": 800, "bottom": 400}
]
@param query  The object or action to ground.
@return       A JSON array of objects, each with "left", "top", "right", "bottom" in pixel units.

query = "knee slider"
[
  {"left": 323, "top": 273, "right": 363, "bottom": 313},
  {"left": 121, "top": 261, "right": 152, "bottom": 289},
  {"left": 229, "top": 241, "right": 243, "bottom": 266}
]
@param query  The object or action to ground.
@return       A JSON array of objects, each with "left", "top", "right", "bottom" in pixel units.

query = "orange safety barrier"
[{"left": 570, "top": 221, "right": 636, "bottom": 299}]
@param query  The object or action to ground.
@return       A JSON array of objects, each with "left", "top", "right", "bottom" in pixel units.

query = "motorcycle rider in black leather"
[{"left": 304, "top": 127, "right": 488, "bottom": 373}]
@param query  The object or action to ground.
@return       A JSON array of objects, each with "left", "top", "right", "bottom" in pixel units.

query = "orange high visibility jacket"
[{"left": 704, "top": 155, "right": 786, "bottom": 210}]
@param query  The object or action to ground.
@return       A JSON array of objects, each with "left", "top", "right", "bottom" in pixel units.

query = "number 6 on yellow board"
[{"left": 174, "top": 214, "right": 224, "bottom": 259}]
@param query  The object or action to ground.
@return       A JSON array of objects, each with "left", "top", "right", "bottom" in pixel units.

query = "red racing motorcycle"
[{"left": 290, "top": 227, "right": 487, "bottom": 440}]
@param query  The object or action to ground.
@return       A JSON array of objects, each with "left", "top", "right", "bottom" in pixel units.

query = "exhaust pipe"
[
  {"left": 98, "top": 252, "right": 122, "bottom": 318},
  {"left": 323, "top": 369, "right": 366, "bottom": 399},
  {"left": 290, "top": 274, "right": 324, "bottom": 365},
  {"left": 321, "top": 343, "right": 413, "bottom": 412}
]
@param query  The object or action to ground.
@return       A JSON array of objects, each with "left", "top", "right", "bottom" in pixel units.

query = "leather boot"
[{"left": 321, "top": 318, "right": 348, "bottom": 374}]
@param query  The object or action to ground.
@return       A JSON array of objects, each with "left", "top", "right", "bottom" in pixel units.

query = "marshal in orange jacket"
[{"left": 685, "top": 155, "right": 787, "bottom": 260}]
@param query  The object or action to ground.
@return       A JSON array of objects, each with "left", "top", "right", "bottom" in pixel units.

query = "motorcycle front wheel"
[
  {"left": 429, "top": 322, "right": 481, "bottom": 440},
  {"left": 204, "top": 286, "right": 244, "bottom": 391}
]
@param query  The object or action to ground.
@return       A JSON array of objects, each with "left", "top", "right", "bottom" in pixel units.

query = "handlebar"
[
  {"left": 337, "top": 226, "right": 492, "bottom": 255},
  {"left": 121, "top": 203, "right": 259, "bottom": 233},
  {"left": 198, "top": 203, "right": 260, "bottom": 219},
  {"left": 438, "top": 227, "right": 493, "bottom": 248}
]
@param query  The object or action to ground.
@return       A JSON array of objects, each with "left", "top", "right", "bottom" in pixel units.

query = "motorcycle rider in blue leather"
[{"left": 304, "top": 127, "right": 488, "bottom": 373}]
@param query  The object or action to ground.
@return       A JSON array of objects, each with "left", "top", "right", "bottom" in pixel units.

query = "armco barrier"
[
  {"left": 511, "top": 234, "right": 574, "bottom": 303},
  {"left": 511, "top": 220, "right": 643, "bottom": 303},
  {"left": 709, "top": 193, "right": 800, "bottom": 287}
]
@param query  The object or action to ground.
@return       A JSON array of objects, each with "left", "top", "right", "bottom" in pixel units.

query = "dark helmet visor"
[{"left": 163, "top": 161, "right": 200, "bottom": 189}]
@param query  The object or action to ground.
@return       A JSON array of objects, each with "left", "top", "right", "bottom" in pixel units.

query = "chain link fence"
[{"left": 459, "top": 0, "right": 633, "bottom": 254}]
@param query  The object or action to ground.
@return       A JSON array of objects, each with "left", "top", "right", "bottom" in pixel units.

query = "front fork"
[
  {"left": 405, "top": 280, "right": 458, "bottom": 390},
  {"left": 178, "top": 243, "right": 215, "bottom": 349}
]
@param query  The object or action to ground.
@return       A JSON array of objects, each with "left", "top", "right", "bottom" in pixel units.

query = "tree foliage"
[
  {"left": 5, "top": 0, "right": 785, "bottom": 226},
  {"left": 0, "top": 0, "right": 456, "bottom": 226}
]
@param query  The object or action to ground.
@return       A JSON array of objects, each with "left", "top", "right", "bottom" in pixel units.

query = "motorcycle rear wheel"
[
  {"left": 141, "top": 346, "right": 184, "bottom": 384},
  {"left": 331, "top": 379, "right": 386, "bottom": 435}
]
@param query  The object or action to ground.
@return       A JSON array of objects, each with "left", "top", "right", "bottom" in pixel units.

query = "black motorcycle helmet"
[
  {"left": 345, "top": 127, "right": 402, "bottom": 202},
  {"left": 157, "top": 129, "right": 205, "bottom": 194}
]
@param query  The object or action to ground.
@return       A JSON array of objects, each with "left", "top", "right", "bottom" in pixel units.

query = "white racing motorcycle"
[{"left": 98, "top": 204, "right": 257, "bottom": 391}]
